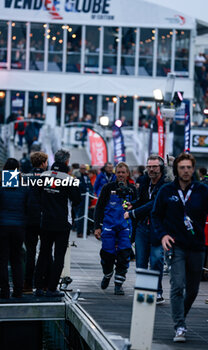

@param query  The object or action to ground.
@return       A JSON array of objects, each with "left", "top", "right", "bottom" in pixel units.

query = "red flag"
[
  {"left": 157, "top": 107, "right": 164, "bottom": 158},
  {"left": 87, "top": 129, "right": 107, "bottom": 166}
]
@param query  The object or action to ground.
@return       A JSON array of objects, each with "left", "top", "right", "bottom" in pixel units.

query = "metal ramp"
[
  {"left": 125, "top": 147, "right": 139, "bottom": 167},
  {"left": 68, "top": 146, "right": 91, "bottom": 165}
]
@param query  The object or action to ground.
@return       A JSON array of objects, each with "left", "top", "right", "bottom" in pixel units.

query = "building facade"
[{"left": 0, "top": 0, "right": 196, "bottom": 127}]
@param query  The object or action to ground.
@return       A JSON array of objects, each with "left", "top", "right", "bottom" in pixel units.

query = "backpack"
[{"left": 18, "top": 122, "right": 25, "bottom": 132}]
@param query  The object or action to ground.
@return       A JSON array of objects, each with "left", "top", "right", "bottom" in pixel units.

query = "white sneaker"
[
  {"left": 156, "top": 294, "right": 165, "bottom": 304},
  {"left": 173, "top": 327, "right": 187, "bottom": 342}
]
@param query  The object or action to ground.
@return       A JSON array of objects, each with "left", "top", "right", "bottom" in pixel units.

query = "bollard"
[
  {"left": 83, "top": 191, "right": 89, "bottom": 240},
  {"left": 130, "top": 268, "right": 160, "bottom": 350},
  {"left": 61, "top": 240, "right": 71, "bottom": 278}
]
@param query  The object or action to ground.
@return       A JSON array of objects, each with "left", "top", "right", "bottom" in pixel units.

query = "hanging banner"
[
  {"left": 184, "top": 100, "right": 190, "bottom": 153},
  {"left": 157, "top": 106, "right": 164, "bottom": 158},
  {"left": 112, "top": 125, "right": 125, "bottom": 165},
  {"left": 87, "top": 129, "right": 107, "bottom": 166}
]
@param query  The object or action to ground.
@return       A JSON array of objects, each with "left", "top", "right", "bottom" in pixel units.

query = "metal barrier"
[{"left": 74, "top": 192, "right": 98, "bottom": 240}]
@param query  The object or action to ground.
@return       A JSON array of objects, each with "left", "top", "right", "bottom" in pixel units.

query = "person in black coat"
[
  {"left": 34, "top": 149, "right": 81, "bottom": 297},
  {"left": 23, "top": 151, "right": 48, "bottom": 294},
  {"left": 0, "top": 158, "right": 28, "bottom": 299}
]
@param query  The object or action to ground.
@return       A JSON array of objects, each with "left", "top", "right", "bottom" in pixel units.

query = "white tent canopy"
[{"left": 144, "top": 0, "right": 208, "bottom": 25}]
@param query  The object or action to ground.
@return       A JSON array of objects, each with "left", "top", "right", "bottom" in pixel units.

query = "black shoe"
[
  {"left": 35, "top": 289, "right": 45, "bottom": 297},
  {"left": 114, "top": 285, "right": 125, "bottom": 295},
  {"left": 46, "top": 290, "right": 65, "bottom": 297},
  {"left": 101, "top": 276, "right": 111, "bottom": 290}
]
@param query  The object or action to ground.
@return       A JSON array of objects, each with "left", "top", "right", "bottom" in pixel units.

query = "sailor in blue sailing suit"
[{"left": 94, "top": 162, "right": 137, "bottom": 295}]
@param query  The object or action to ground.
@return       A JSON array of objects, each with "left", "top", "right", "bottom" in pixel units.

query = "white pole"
[{"left": 83, "top": 191, "right": 89, "bottom": 240}]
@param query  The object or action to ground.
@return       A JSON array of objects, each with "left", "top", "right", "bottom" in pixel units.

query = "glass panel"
[
  {"left": 139, "top": 28, "right": 154, "bottom": 76},
  {"left": 103, "top": 27, "right": 118, "bottom": 74},
  {"left": 119, "top": 96, "right": 133, "bottom": 125},
  {"left": 102, "top": 95, "right": 117, "bottom": 124},
  {"left": 66, "top": 25, "right": 81, "bottom": 73},
  {"left": 48, "top": 24, "right": 63, "bottom": 72},
  {"left": 84, "top": 95, "right": 97, "bottom": 122},
  {"left": 30, "top": 23, "right": 45, "bottom": 71},
  {"left": 29, "top": 92, "right": 43, "bottom": 114},
  {"left": 11, "top": 22, "right": 26, "bottom": 70},
  {"left": 157, "top": 29, "right": 172, "bottom": 76},
  {"left": 0, "top": 91, "right": 6, "bottom": 123},
  {"left": 84, "top": 26, "right": 100, "bottom": 74},
  {"left": 175, "top": 30, "right": 190, "bottom": 78},
  {"left": 47, "top": 93, "right": 61, "bottom": 125},
  {"left": 65, "top": 94, "right": 79, "bottom": 123},
  {"left": 11, "top": 91, "right": 25, "bottom": 115},
  {"left": 121, "top": 28, "right": 136, "bottom": 75},
  {"left": 0, "top": 21, "right": 8, "bottom": 69}
]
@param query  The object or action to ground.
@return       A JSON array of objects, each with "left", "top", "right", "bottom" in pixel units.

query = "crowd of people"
[
  {"left": 6, "top": 111, "right": 45, "bottom": 153},
  {"left": 0, "top": 149, "right": 208, "bottom": 344}
]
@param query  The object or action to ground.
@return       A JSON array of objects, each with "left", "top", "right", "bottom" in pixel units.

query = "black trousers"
[
  {"left": 24, "top": 224, "right": 41, "bottom": 287},
  {"left": 34, "top": 228, "right": 70, "bottom": 291},
  {"left": 0, "top": 226, "right": 25, "bottom": 295}
]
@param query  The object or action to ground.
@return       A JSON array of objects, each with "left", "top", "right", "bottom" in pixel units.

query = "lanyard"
[
  {"left": 105, "top": 173, "right": 113, "bottom": 183},
  {"left": 177, "top": 184, "right": 194, "bottom": 207},
  {"left": 148, "top": 183, "right": 155, "bottom": 199}
]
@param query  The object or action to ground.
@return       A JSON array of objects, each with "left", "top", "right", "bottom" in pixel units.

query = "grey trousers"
[{"left": 169, "top": 246, "right": 205, "bottom": 330}]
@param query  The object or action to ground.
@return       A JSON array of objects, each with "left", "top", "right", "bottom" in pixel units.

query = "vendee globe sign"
[{"left": 1, "top": 0, "right": 195, "bottom": 28}]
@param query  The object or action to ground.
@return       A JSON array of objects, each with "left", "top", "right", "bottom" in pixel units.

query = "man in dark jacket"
[
  {"left": 0, "top": 158, "right": 28, "bottom": 299},
  {"left": 23, "top": 151, "right": 48, "bottom": 294},
  {"left": 94, "top": 162, "right": 137, "bottom": 295},
  {"left": 124, "top": 155, "right": 166, "bottom": 304},
  {"left": 34, "top": 149, "right": 81, "bottom": 297},
  {"left": 94, "top": 162, "right": 116, "bottom": 197},
  {"left": 151, "top": 153, "right": 208, "bottom": 343}
]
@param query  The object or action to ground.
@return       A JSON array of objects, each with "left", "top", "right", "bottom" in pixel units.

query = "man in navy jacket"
[
  {"left": 152, "top": 152, "right": 208, "bottom": 343},
  {"left": 94, "top": 162, "right": 116, "bottom": 197}
]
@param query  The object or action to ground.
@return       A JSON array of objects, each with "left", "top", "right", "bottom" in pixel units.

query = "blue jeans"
[
  {"left": 169, "top": 246, "right": 204, "bottom": 330},
  {"left": 135, "top": 222, "right": 164, "bottom": 295}
]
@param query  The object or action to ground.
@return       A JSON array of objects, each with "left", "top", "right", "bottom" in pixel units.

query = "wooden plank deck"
[{"left": 69, "top": 231, "right": 208, "bottom": 350}]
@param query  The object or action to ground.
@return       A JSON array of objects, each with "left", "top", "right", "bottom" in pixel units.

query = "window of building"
[
  {"left": 66, "top": 25, "right": 81, "bottom": 73},
  {"left": 48, "top": 24, "right": 64, "bottom": 72},
  {"left": 121, "top": 28, "right": 136, "bottom": 75},
  {"left": 139, "top": 28, "right": 154, "bottom": 76},
  {"left": 29, "top": 92, "right": 43, "bottom": 115},
  {"left": 11, "top": 22, "right": 26, "bottom": 70},
  {"left": 84, "top": 95, "right": 97, "bottom": 122},
  {"left": 29, "top": 23, "right": 45, "bottom": 71},
  {"left": 103, "top": 27, "right": 119, "bottom": 74},
  {"left": 84, "top": 26, "right": 100, "bottom": 74},
  {"left": 65, "top": 94, "right": 79, "bottom": 123},
  {"left": 0, "top": 91, "right": 6, "bottom": 123},
  {"left": 175, "top": 30, "right": 190, "bottom": 77},
  {"left": 119, "top": 96, "right": 133, "bottom": 125},
  {"left": 47, "top": 93, "right": 61, "bottom": 125},
  {"left": 157, "top": 29, "right": 172, "bottom": 76},
  {"left": 0, "top": 21, "right": 8, "bottom": 69},
  {"left": 11, "top": 91, "right": 25, "bottom": 115}
]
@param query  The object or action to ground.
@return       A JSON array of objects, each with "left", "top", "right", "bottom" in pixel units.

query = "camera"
[{"left": 111, "top": 181, "right": 134, "bottom": 199}]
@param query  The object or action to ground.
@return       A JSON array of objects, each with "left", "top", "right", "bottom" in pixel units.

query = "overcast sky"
[{"left": 143, "top": 0, "right": 207, "bottom": 24}]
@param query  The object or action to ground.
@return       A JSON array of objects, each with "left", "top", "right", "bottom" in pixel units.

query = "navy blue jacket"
[
  {"left": 151, "top": 179, "right": 208, "bottom": 251},
  {"left": 0, "top": 186, "right": 28, "bottom": 227},
  {"left": 94, "top": 171, "right": 116, "bottom": 197},
  {"left": 129, "top": 175, "right": 166, "bottom": 224}
]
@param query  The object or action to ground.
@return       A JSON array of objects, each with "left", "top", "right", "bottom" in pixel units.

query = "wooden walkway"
[{"left": 70, "top": 231, "right": 208, "bottom": 350}]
